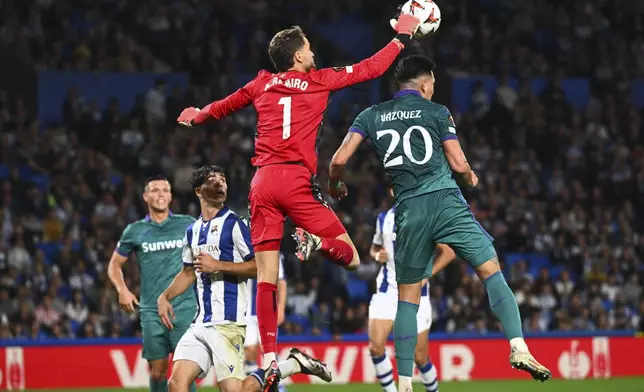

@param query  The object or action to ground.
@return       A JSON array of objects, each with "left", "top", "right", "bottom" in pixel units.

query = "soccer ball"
[{"left": 400, "top": 0, "right": 441, "bottom": 38}]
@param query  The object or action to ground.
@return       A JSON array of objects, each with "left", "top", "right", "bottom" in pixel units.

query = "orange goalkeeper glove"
[
  {"left": 391, "top": 13, "right": 420, "bottom": 36},
  {"left": 390, "top": 13, "right": 420, "bottom": 46}
]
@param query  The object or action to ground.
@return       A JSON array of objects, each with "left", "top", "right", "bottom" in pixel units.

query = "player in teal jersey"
[
  {"left": 108, "top": 175, "right": 197, "bottom": 392},
  {"left": 322, "top": 55, "right": 552, "bottom": 391}
]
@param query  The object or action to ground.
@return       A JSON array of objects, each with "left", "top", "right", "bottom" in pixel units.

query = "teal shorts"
[
  {"left": 140, "top": 308, "right": 194, "bottom": 361},
  {"left": 395, "top": 188, "right": 496, "bottom": 284}
]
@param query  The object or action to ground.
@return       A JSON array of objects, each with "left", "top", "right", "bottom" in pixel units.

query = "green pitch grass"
[{"left": 28, "top": 378, "right": 644, "bottom": 392}]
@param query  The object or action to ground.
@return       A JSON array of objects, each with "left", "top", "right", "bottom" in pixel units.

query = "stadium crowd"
[{"left": 0, "top": 0, "right": 643, "bottom": 340}]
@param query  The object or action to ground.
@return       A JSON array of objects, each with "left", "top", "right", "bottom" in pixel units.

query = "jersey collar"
[
  {"left": 144, "top": 211, "right": 173, "bottom": 223},
  {"left": 199, "top": 206, "right": 229, "bottom": 222},
  {"left": 393, "top": 89, "right": 422, "bottom": 98}
]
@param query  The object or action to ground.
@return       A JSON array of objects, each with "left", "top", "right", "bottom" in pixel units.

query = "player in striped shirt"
[
  {"left": 157, "top": 165, "right": 331, "bottom": 392},
  {"left": 368, "top": 189, "right": 456, "bottom": 392}
]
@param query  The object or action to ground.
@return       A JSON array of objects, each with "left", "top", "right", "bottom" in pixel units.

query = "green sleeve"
[
  {"left": 115, "top": 224, "right": 136, "bottom": 257},
  {"left": 435, "top": 105, "right": 458, "bottom": 142},
  {"left": 348, "top": 107, "right": 373, "bottom": 140}
]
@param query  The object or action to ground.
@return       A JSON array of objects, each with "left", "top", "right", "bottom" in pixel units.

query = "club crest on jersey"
[{"left": 211, "top": 225, "right": 218, "bottom": 233}]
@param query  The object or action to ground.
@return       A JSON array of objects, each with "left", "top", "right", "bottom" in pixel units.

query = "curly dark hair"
[{"left": 190, "top": 165, "right": 226, "bottom": 190}]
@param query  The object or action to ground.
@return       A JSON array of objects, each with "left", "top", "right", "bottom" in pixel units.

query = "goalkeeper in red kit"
[{"left": 177, "top": 14, "right": 420, "bottom": 392}]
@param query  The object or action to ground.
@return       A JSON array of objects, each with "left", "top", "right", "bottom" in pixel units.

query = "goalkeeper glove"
[
  {"left": 390, "top": 13, "right": 420, "bottom": 45},
  {"left": 177, "top": 107, "right": 201, "bottom": 127}
]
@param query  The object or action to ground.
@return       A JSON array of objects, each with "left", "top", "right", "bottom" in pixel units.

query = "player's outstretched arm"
[
  {"left": 329, "top": 130, "right": 365, "bottom": 199},
  {"left": 177, "top": 78, "right": 256, "bottom": 127},
  {"left": 311, "top": 14, "right": 420, "bottom": 91}
]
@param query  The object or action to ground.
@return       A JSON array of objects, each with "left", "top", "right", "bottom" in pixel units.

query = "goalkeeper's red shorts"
[{"left": 248, "top": 163, "right": 347, "bottom": 251}]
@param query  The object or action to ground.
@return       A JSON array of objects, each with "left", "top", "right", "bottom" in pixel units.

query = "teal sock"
[
  {"left": 393, "top": 301, "right": 419, "bottom": 377},
  {"left": 149, "top": 378, "right": 168, "bottom": 392},
  {"left": 189, "top": 381, "right": 197, "bottom": 392},
  {"left": 484, "top": 272, "right": 523, "bottom": 340}
]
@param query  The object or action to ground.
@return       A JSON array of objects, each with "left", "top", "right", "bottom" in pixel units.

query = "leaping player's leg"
[
  {"left": 248, "top": 166, "right": 288, "bottom": 386},
  {"left": 415, "top": 290, "right": 438, "bottom": 392},
  {"left": 368, "top": 293, "right": 397, "bottom": 392},
  {"left": 435, "top": 189, "right": 551, "bottom": 382},
  {"left": 392, "top": 194, "right": 439, "bottom": 392},
  {"left": 287, "top": 169, "right": 359, "bottom": 270}
]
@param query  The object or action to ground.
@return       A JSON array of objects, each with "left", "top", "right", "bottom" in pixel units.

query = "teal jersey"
[
  {"left": 116, "top": 213, "right": 197, "bottom": 314},
  {"left": 350, "top": 89, "right": 459, "bottom": 204}
]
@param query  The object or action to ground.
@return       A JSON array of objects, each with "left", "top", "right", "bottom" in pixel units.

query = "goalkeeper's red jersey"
[{"left": 200, "top": 40, "right": 403, "bottom": 175}]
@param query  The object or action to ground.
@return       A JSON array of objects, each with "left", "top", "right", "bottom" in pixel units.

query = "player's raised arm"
[
  {"left": 436, "top": 106, "right": 479, "bottom": 187},
  {"left": 310, "top": 15, "right": 420, "bottom": 91},
  {"left": 177, "top": 77, "right": 257, "bottom": 127}
]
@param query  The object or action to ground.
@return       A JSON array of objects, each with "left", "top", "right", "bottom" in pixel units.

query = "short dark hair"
[
  {"left": 145, "top": 175, "right": 169, "bottom": 191},
  {"left": 394, "top": 55, "right": 436, "bottom": 85},
  {"left": 268, "top": 26, "right": 306, "bottom": 72},
  {"left": 190, "top": 165, "right": 225, "bottom": 190}
]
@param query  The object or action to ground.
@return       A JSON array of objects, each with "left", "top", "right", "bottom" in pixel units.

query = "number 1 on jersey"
[{"left": 278, "top": 96, "right": 292, "bottom": 139}]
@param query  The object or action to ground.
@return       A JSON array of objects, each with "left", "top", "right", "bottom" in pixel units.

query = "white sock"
[
  {"left": 263, "top": 352, "right": 277, "bottom": 366},
  {"left": 278, "top": 358, "right": 301, "bottom": 377},
  {"left": 510, "top": 337, "right": 529, "bottom": 353},
  {"left": 371, "top": 354, "right": 396, "bottom": 392},
  {"left": 399, "top": 376, "right": 413, "bottom": 392},
  {"left": 418, "top": 362, "right": 438, "bottom": 392}
]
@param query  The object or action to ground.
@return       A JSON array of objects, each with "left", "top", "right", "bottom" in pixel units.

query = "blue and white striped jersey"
[
  {"left": 182, "top": 207, "right": 253, "bottom": 325},
  {"left": 246, "top": 253, "right": 286, "bottom": 318},
  {"left": 373, "top": 208, "right": 429, "bottom": 297}
]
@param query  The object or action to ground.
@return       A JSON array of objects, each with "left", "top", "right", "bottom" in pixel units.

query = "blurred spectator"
[
  {"left": 287, "top": 282, "right": 317, "bottom": 318},
  {"left": 66, "top": 291, "right": 89, "bottom": 325},
  {"left": 35, "top": 295, "right": 60, "bottom": 330}
]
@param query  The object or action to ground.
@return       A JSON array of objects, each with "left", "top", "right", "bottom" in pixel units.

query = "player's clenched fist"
[
  {"left": 177, "top": 107, "right": 201, "bottom": 127},
  {"left": 471, "top": 171, "right": 479, "bottom": 187},
  {"left": 328, "top": 180, "right": 348, "bottom": 200}
]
